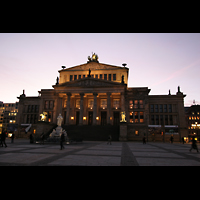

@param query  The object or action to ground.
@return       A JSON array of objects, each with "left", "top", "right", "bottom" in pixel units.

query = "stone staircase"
[{"left": 61, "top": 125, "right": 119, "bottom": 141}]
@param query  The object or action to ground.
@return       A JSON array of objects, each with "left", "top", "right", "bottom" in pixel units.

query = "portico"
[{"left": 53, "top": 78, "right": 126, "bottom": 126}]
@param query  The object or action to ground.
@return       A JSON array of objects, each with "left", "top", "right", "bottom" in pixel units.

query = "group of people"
[{"left": 30, "top": 131, "right": 66, "bottom": 150}]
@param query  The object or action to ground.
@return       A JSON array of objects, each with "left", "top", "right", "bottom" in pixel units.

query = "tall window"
[
  {"left": 150, "top": 105, "right": 154, "bottom": 113},
  {"left": 165, "top": 115, "right": 168, "bottom": 125},
  {"left": 169, "top": 115, "right": 173, "bottom": 125},
  {"left": 168, "top": 104, "right": 172, "bottom": 113},
  {"left": 113, "top": 99, "right": 120, "bottom": 109},
  {"left": 104, "top": 74, "right": 107, "bottom": 80},
  {"left": 151, "top": 115, "right": 154, "bottom": 125},
  {"left": 140, "top": 112, "right": 144, "bottom": 123},
  {"left": 70, "top": 75, "right": 73, "bottom": 81},
  {"left": 135, "top": 112, "right": 138, "bottom": 123},
  {"left": 88, "top": 99, "right": 94, "bottom": 109},
  {"left": 76, "top": 99, "right": 80, "bottom": 109},
  {"left": 50, "top": 101, "right": 54, "bottom": 109},
  {"left": 156, "top": 115, "right": 159, "bottom": 124},
  {"left": 45, "top": 101, "right": 49, "bottom": 109},
  {"left": 130, "top": 112, "right": 133, "bottom": 123},
  {"left": 113, "top": 74, "right": 116, "bottom": 81},
  {"left": 101, "top": 99, "right": 107, "bottom": 109},
  {"left": 160, "top": 115, "right": 163, "bottom": 125},
  {"left": 44, "top": 101, "right": 54, "bottom": 110},
  {"left": 134, "top": 100, "right": 138, "bottom": 109},
  {"left": 139, "top": 100, "right": 144, "bottom": 108},
  {"left": 129, "top": 100, "right": 133, "bottom": 109},
  {"left": 159, "top": 105, "right": 163, "bottom": 113},
  {"left": 164, "top": 104, "right": 167, "bottom": 113},
  {"left": 108, "top": 74, "right": 111, "bottom": 81},
  {"left": 155, "top": 104, "right": 158, "bottom": 113}
]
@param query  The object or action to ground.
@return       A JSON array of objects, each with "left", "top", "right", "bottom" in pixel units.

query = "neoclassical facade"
[{"left": 16, "top": 53, "right": 187, "bottom": 141}]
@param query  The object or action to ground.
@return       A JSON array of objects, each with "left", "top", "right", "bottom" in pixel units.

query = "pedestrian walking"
[
  {"left": 40, "top": 132, "right": 45, "bottom": 145},
  {"left": 1, "top": 129, "right": 7, "bottom": 147},
  {"left": 60, "top": 131, "right": 65, "bottom": 150},
  {"left": 30, "top": 133, "right": 33, "bottom": 143},
  {"left": 11, "top": 133, "right": 15, "bottom": 143},
  {"left": 143, "top": 136, "right": 146, "bottom": 144},
  {"left": 190, "top": 137, "right": 199, "bottom": 153},
  {"left": 107, "top": 134, "right": 112, "bottom": 145},
  {"left": 170, "top": 135, "right": 174, "bottom": 144}
]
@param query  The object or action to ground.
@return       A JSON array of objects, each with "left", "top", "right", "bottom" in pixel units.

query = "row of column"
[{"left": 64, "top": 92, "right": 125, "bottom": 125}]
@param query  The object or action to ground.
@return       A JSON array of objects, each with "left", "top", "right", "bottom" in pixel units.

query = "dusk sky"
[{"left": 0, "top": 33, "right": 200, "bottom": 106}]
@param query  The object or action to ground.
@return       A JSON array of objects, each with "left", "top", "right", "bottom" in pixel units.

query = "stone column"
[
  {"left": 121, "top": 92, "right": 125, "bottom": 111},
  {"left": 93, "top": 93, "right": 98, "bottom": 125},
  {"left": 66, "top": 92, "right": 71, "bottom": 125},
  {"left": 107, "top": 92, "right": 111, "bottom": 125},
  {"left": 79, "top": 93, "right": 84, "bottom": 125}
]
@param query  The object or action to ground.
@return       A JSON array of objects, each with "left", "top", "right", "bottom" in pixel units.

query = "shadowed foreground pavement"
[{"left": 1, "top": 139, "right": 200, "bottom": 166}]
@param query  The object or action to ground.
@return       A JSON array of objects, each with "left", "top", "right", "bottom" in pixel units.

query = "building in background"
[
  {"left": 16, "top": 53, "right": 187, "bottom": 141},
  {"left": 185, "top": 105, "right": 200, "bottom": 142},
  {"left": 0, "top": 101, "right": 18, "bottom": 137}
]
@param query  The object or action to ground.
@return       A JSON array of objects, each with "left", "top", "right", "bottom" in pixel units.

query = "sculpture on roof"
[
  {"left": 88, "top": 68, "right": 91, "bottom": 77},
  {"left": 87, "top": 52, "right": 99, "bottom": 63}
]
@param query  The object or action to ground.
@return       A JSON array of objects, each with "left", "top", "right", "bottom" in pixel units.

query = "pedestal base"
[{"left": 119, "top": 122, "right": 127, "bottom": 141}]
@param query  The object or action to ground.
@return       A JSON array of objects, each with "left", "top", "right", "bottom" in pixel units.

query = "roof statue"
[
  {"left": 88, "top": 68, "right": 91, "bottom": 77},
  {"left": 87, "top": 52, "right": 99, "bottom": 63}
]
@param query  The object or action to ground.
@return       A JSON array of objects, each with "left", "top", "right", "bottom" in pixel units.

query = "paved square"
[
  {"left": 48, "top": 155, "right": 121, "bottom": 166},
  {"left": 1, "top": 139, "right": 200, "bottom": 166}
]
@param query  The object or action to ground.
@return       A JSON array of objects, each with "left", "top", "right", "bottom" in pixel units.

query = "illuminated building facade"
[
  {"left": 185, "top": 105, "right": 200, "bottom": 142},
  {"left": 0, "top": 101, "right": 18, "bottom": 136},
  {"left": 16, "top": 53, "right": 187, "bottom": 141}
]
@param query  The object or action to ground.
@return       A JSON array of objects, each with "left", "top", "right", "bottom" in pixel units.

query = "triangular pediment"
[
  {"left": 59, "top": 62, "right": 127, "bottom": 72},
  {"left": 53, "top": 77, "right": 125, "bottom": 88}
]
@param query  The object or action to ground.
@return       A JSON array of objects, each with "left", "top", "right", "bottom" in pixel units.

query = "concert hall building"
[{"left": 16, "top": 53, "right": 187, "bottom": 142}]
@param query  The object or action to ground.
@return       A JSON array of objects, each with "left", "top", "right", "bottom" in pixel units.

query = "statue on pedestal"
[
  {"left": 88, "top": 68, "right": 91, "bottom": 77},
  {"left": 120, "top": 111, "right": 127, "bottom": 122},
  {"left": 57, "top": 113, "right": 63, "bottom": 127}
]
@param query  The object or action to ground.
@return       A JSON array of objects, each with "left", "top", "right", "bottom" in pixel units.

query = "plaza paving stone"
[{"left": 1, "top": 138, "right": 200, "bottom": 166}]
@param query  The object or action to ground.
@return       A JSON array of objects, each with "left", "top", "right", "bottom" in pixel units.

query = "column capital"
[{"left": 93, "top": 92, "right": 98, "bottom": 96}]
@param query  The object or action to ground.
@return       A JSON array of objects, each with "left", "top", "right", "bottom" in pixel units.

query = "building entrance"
[
  {"left": 113, "top": 111, "right": 120, "bottom": 125},
  {"left": 101, "top": 111, "right": 107, "bottom": 125},
  {"left": 88, "top": 112, "right": 93, "bottom": 125},
  {"left": 76, "top": 111, "right": 79, "bottom": 125}
]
